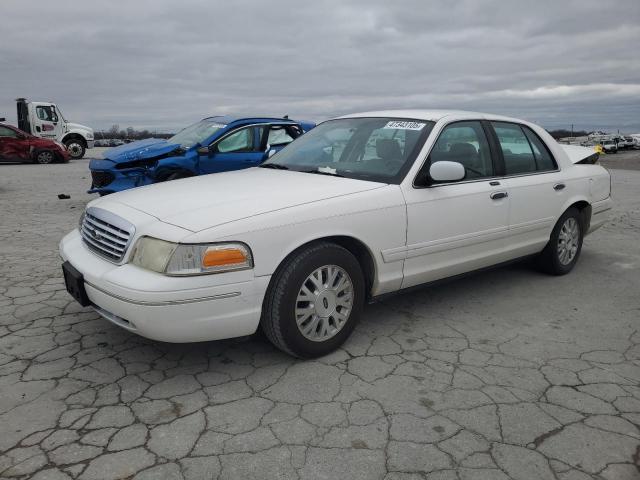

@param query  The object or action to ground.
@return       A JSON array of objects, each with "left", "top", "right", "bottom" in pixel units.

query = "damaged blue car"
[{"left": 89, "top": 116, "right": 315, "bottom": 194}]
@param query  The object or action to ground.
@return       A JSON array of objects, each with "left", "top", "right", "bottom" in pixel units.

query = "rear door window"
[
  {"left": 492, "top": 122, "right": 557, "bottom": 174},
  {"left": 0, "top": 126, "right": 19, "bottom": 138},
  {"left": 492, "top": 122, "right": 537, "bottom": 175},
  {"left": 267, "top": 126, "right": 296, "bottom": 147}
]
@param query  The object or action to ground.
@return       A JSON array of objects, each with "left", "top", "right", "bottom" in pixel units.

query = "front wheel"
[
  {"left": 261, "top": 242, "right": 365, "bottom": 358},
  {"left": 538, "top": 208, "right": 584, "bottom": 275},
  {"left": 64, "top": 139, "right": 86, "bottom": 159},
  {"left": 35, "top": 150, "right": 55, "bottom": 164}
]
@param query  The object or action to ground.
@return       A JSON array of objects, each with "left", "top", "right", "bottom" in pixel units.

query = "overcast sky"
[{"left": 1, "top": 0, "right": 639, "bottom": 133}]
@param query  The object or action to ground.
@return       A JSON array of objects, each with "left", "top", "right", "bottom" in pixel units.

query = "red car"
[{"left": 0, "top": 122, "right": 70, "bottom": 164}]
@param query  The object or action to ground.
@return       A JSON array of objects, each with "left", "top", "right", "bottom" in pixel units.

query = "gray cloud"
[{"left": 1, "top": 0, "right": 638, "bottom": 133}]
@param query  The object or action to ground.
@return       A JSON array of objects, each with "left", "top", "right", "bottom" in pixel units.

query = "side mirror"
[
  {"left": 429, "top": 161, "right": 466, "bottom": 183},
  {"left": 196, "top": 145, "right": 210, "bottom": 155}
]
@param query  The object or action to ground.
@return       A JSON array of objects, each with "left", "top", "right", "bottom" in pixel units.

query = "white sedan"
[{"left": 60, "top": 110, "right": 612, "bottom": 357}]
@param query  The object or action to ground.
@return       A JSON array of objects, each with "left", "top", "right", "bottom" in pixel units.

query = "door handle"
[
  {"left": 489, "top": 181, "right": 501, "bottom": 186},
  {"left": 490, "top": 191, "right": 508, "bottom": 200},
  {"left": 554, "top": 183, "right": 566, "bottom": 191}
]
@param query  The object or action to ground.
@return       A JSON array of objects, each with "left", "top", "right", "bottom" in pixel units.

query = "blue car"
[{"left": 89, "top": 116, "right": 315, "bottom": 194}]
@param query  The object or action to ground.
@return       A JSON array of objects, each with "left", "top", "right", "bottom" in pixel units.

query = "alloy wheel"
[
  {"left": 295, "top": 265, "right": 354, "bottom": 342},
  {"left": 557, "top": 217, "right": 580, "bottom": 265}
]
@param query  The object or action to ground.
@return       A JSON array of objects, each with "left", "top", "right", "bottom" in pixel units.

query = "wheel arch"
[
  {"left": 266, "top": 235, "right": 377, "bottom": 300},
  {"left": 560, "top": 198, "right": 592, "bottom": 232},
  {"left": 61, "top": 133, "right": 87, "bottom": 148},
  {"left": 154, "top": 166, "right": 196, "bottom": 181},
  {"left": 31, "top": 148, "right": 57, "bottom": 163}
]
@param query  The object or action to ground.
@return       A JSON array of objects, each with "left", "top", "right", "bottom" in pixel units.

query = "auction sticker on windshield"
[{"left": 384, "top": 121, "right": 426, "bottom": 130}]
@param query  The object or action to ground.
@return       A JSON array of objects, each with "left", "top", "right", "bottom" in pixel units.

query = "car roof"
[
  {"left": 201, "top": 115, "right": 300, "bottom": 125},
  {"left": 338, "top": 109, "right": 528, "bottom": 124}
]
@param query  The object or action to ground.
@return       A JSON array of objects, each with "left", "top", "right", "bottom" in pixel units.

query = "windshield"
[
  {"left": 168, "top": 119, "right": 226, "bottom": 149},
  {"left": 262, "top": 117, "right": 434, "bottom": 183},
  {"left": 54, "top": 105, "right": 67, "bottom": 123}
]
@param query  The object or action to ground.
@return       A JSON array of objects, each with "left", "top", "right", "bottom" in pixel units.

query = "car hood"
[
  {"left": 99, "top": 168, "right": 385, "bottom": 232},
  {"left": 66, "top": 122, "right": 94, "bottom": 134},
  {"left": 102, "top": 138, "right": 182, "bottom": 163}
]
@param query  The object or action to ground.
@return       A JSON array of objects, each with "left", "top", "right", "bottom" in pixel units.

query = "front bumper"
[
  {"left": 88, "top": 168, "right": 154, "bottom": 194},
  {"left": 59, "top": 229, "right": 269, "bottom": 343}
]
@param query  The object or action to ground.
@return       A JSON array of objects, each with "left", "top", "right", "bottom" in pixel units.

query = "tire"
[
  {"left": 261, "top": 242, "right": 365, "bottom": 358},
  {"left": 64, "top": 139, "right": 86, "bottom": 159},
  {"left": 35, "top": 150, "right": 55, "bottom": 164},
  {"left": 537, "top": 207, "right": 584, "bottom": 275}
]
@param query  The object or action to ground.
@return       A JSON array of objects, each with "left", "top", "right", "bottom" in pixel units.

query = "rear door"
[
  {"left": 401, "top": 120, "right": 511, "bottom": 288},
  {"left": 490, "top": 121, "right": 566, "bottom": 256},
  {"left": 0, "top": 126, "right": 30, "bottom": 162}
]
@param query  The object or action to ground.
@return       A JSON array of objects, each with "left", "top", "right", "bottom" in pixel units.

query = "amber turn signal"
[{"left": 202, "top": 247, "right": 248, "bottom": 267}]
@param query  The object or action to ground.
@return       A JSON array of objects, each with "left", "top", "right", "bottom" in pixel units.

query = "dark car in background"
[{"left": 0, "top": 121, "right": 70, "bottom": 164}]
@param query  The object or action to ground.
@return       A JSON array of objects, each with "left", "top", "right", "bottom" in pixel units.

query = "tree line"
[
  {"left": 546, "top": 129, "right": 589, "bottom": 139},
  {"left": 94, "top": 125, "right": 174, "bottom": 140}
]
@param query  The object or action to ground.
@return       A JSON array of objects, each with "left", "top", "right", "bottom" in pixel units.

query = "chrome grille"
[{"left": 80, "top": 207, "right": 135, "bottom": 263}]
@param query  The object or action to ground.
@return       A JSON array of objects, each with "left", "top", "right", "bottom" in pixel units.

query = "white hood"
[
  {"left": 66, "top": 122, "right": 94, "bottom": 136},
  {"left": 96, "top": 168, "right": 385, "bottom": 232}
]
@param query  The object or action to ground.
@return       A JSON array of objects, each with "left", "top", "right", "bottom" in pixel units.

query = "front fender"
[
  {"left": 153, "top": 157, "right": 198, "bottom": 180},
  {"left": 62, "top": 130, "right": 90, "bottom": 142}
]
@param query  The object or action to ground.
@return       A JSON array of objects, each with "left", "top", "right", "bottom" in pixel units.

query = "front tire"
[
  {"left": 261, "top": 242, "right": 365, "bottom": 358},
  {"left": 35, "top": 150, "right": 55, "bottom": 164},
  {"left": 538, "top": 208, "right": 584, "bottom": 275},
  {"left": 64, "top": 139, "right": 86, "bottom": 159}
]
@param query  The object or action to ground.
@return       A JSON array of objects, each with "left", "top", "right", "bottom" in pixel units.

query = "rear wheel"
[
  {"left": 35, "top": 150, "right": 55, "bottom": 164},
  {"left": 538, "top": 208, "right": 584, "bottom": 275},
  {"left": 261, "top": 242, "right": 365, "bottom": 358}
]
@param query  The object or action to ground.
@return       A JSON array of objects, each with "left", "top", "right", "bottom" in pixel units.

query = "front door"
[
  {"left": 401, "top": 120, "right": 510, "bottom": 288},
  {"left": 31, "top": 104, "right": 64, "bottom": 141},
  {"left": 199, "top": 126, "right": 265, "bottom": 174}
]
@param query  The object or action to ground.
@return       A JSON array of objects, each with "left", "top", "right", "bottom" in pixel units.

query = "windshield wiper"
[
  {"left": 259, "top": 163, "right": 289, "bottom": 170},
  {"left": 300, "top": 169, "right": 345, "bottom": 178}
]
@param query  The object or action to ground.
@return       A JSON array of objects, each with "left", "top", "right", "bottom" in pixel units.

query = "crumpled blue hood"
[{"left": 102, "top": 138, "right": 182, "bottom": 163}]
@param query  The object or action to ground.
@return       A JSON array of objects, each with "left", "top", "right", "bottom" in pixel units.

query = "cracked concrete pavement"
[{"left": 0, "top": 157, "right": 639, "bottom": 479}]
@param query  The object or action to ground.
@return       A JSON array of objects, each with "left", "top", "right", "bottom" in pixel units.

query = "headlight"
[{"left": 129, "top": 237, "right": 253, "bottom": 275}]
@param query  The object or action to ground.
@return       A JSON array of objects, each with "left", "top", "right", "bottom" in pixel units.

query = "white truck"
[{"left": 16, "top": 98, "right": 94, "bottom": 159}]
